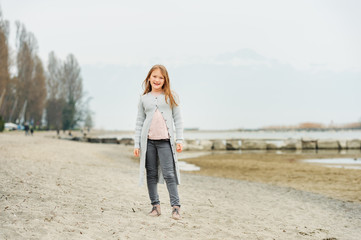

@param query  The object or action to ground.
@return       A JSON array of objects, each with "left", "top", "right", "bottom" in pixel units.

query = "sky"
[{"left": 1, "top": 0, "right": 361, "bottom": 130}]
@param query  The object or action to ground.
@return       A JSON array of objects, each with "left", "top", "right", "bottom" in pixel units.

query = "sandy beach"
[
  {"left": 1, "top": 132, "right": 361, "bottom": 239},
  {"left": 184, "top": 151, "right": 361, "bottom": 203}
]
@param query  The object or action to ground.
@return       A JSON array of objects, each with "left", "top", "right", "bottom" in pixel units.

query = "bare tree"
[
  {"left": 61, "top": 54, "right": 83, "bottom": 130},
  {"left": 47, "top": 51, "right": 62, "bottom": 99},
  {"left": 83, "top": 98, "right": 94, "bottom": 132},
  {"left": 27, "top": 55, "right": 46, "bottom": 126},
  {"left": 45, "top": 52, "right": 64, "bottom": 129},
  {"left": 1, "top": 6, "right": 90, "bottom": 129},
  {"left": 0, "top": 6, "right": 11, "bottom": 119},
  {"left": 13, "top": 22, "right": 46, "bottom": 127},
  {"left": 14, "top": 21, "right": 37, "bottom": 124},
  {"left": 45, "top": 52, "right": 85, "bottom": 130}
]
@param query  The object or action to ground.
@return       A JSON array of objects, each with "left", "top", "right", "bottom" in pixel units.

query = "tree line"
[{"left": 0, "top": 6, "right": 93, "bottom": 131}]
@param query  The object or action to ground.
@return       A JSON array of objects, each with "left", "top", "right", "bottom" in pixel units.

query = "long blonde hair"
[{"left": 142, "top": 64, "right": 179, "bottom": 109}]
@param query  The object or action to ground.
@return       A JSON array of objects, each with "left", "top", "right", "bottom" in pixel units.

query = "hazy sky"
[{"left": 1, "top": 0, "right": 361, "bottom": 130}]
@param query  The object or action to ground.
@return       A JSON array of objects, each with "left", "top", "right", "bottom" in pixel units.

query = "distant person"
[
  {"left": 133, "top": 64, "right": 184, "bottom": 220},
  {"left": 30, "top": 127, "right": 34, "bottom": 136},
  {"left": 24, "top": 123, "right": 29, "bottom": 136}
]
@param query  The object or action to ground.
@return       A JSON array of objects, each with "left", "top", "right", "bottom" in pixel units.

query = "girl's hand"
[
  {"left": 176, "top": 143, "right": 183, "bottom": 153},
  {"left": 134, "top": 148, "right": 140, "bottom": 157}
]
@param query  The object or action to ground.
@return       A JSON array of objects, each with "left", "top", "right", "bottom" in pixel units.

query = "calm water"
[
  {"left": 181, "top": 130, "right": 361, "bottom": 140},
  {"left": 302, "top": 158, "right": 361, "bottom": 170},
  {"left": 107, "top": 129, "right": 361, "bottom": 141},
  {"left": 179, "top": 155, "right": 361, "bottom": 171},
  {"left": 303, "top": 158, "right": 361, "bottom": 164},
  {"left": 178, "top": 161, "right": 200, "bottom": 171},
  {"left": 180, "top": 157, "right": 361, "bottom": 171},
  {"left": 100, "top": 129, "right": 361, "bottom": 171}
]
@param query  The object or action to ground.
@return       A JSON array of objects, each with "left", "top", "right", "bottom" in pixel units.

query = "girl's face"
[{"left": 149, "top": 68, "right": 165, "bottom": 91}]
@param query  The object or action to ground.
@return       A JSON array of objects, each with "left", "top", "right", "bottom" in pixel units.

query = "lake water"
[
  {"left": 179, "top": 156, "right": 361, "bottom": 171},
  {"left": 302, "top": 158, "right": 361, "bottom": 170},
  {"left": 178, "top": 161, "right": 200, "bottom": 171},
  {"left": 182, "top": 129, "right": 361, "bottom": 140},
  {"left": 107, "top": 129, "right": 361, "bottom": 141},
  {"left": 100, "top": 129, "right": 361, "bottom": 171},
  {"left": 177, "top": 151, "right": 361, "bottom": 171}
]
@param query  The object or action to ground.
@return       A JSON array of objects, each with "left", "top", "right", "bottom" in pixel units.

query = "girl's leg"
[
  {"left": 145, "top": 139, "right": 160, "bottom": 205},
  {"left": 156, "top": 140, "right": 180, "bottom": 207}
]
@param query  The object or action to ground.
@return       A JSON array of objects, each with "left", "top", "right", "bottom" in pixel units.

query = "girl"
[{"left": 133, "top": 64, "right": 184, "bottom": 220}]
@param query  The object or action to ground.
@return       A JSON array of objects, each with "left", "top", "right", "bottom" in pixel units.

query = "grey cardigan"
[{"left": 134, "top": 91, "right": 184, "bottom": 186}]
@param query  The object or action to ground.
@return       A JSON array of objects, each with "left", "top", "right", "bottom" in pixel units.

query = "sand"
[
  {"left": 1, "top": 132, "right": 361, "bottom": 240},
  {"left": 184, "top": 152, "right": 361, "bottom": 203}
]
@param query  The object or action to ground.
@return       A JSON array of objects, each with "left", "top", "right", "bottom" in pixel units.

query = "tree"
[
  {"left": 14, "top": 22, "right": 46, "bottom": 127},
  {"left": 0, "top": 6, "right": 11, "bottom": 120},
  {"left": 80, "top": 95, "right": 93, "bottom": 131},
  {"left": 0, "top": 6, "right": 90, "bottom": 129},
  {"left": 60, "top": 54, "right": 83, "bottom": 130},
  {"left": 0, "top": 115, "right": 4, "bottom": 131},
  {"left": 46, "top": 97, "right": 65, "bottom": 130},
  {"left": 27, "top": 55, "right": 46, "bottom": 126},
  {"left": 14, "top": 22, "right": 35, "bottom": 124},
  {"left": 45, "top": 52, "right": 85, "bottom": 130},
  {"left": 13, "top": 22, "right": 45, "bottom": 126},
  {"left": 45, "top": 52, "right": 64, "bottom": 129},
  {"left": 84, "top": 110, "right": 93, "bottom": 131}
]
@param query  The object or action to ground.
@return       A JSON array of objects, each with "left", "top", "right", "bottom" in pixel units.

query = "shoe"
[
  {"left": 148, "top": 204, "right": 161, "bottom": 217},
  {"left": 171, "top": 206, "right": 181, "bottom": 220}
]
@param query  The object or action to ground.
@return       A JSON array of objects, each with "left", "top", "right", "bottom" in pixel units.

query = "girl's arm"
[
  {"left": 172, "top": 97, "right": 184, "bottom": 145},
  {"left": 134, "top": 95, "right": 145, "bottom": 149}
]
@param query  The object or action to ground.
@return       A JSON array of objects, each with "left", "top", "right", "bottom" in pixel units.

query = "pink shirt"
[{"left": 148, "top": 108, "right": 170, "bottom": 139}]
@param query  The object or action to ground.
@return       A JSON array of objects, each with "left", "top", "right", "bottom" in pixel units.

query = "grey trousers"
[{"left": 145, "top": 139, "right": 180, "bottom": 207}]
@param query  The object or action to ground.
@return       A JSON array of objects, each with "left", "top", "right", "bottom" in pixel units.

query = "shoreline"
[
  {"left": 22, "top": 130, "right": 361, "bottom": 203},
  {"left": 43, "top": 130, "right": 361, "bottom": 203},
  {"left": 182, "top": 151, "right": 361, "bottom": 203},
  {"left": 58, "top": 131, "right": 361, "bottom": 152},
  {"left": 1, "top": 132, "right": 361, "bottom": 239}
]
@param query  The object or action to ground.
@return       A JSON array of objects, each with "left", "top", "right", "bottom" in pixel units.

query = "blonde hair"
[{"left": 142, "top": 64, "right": 179, "bottom": 109}]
